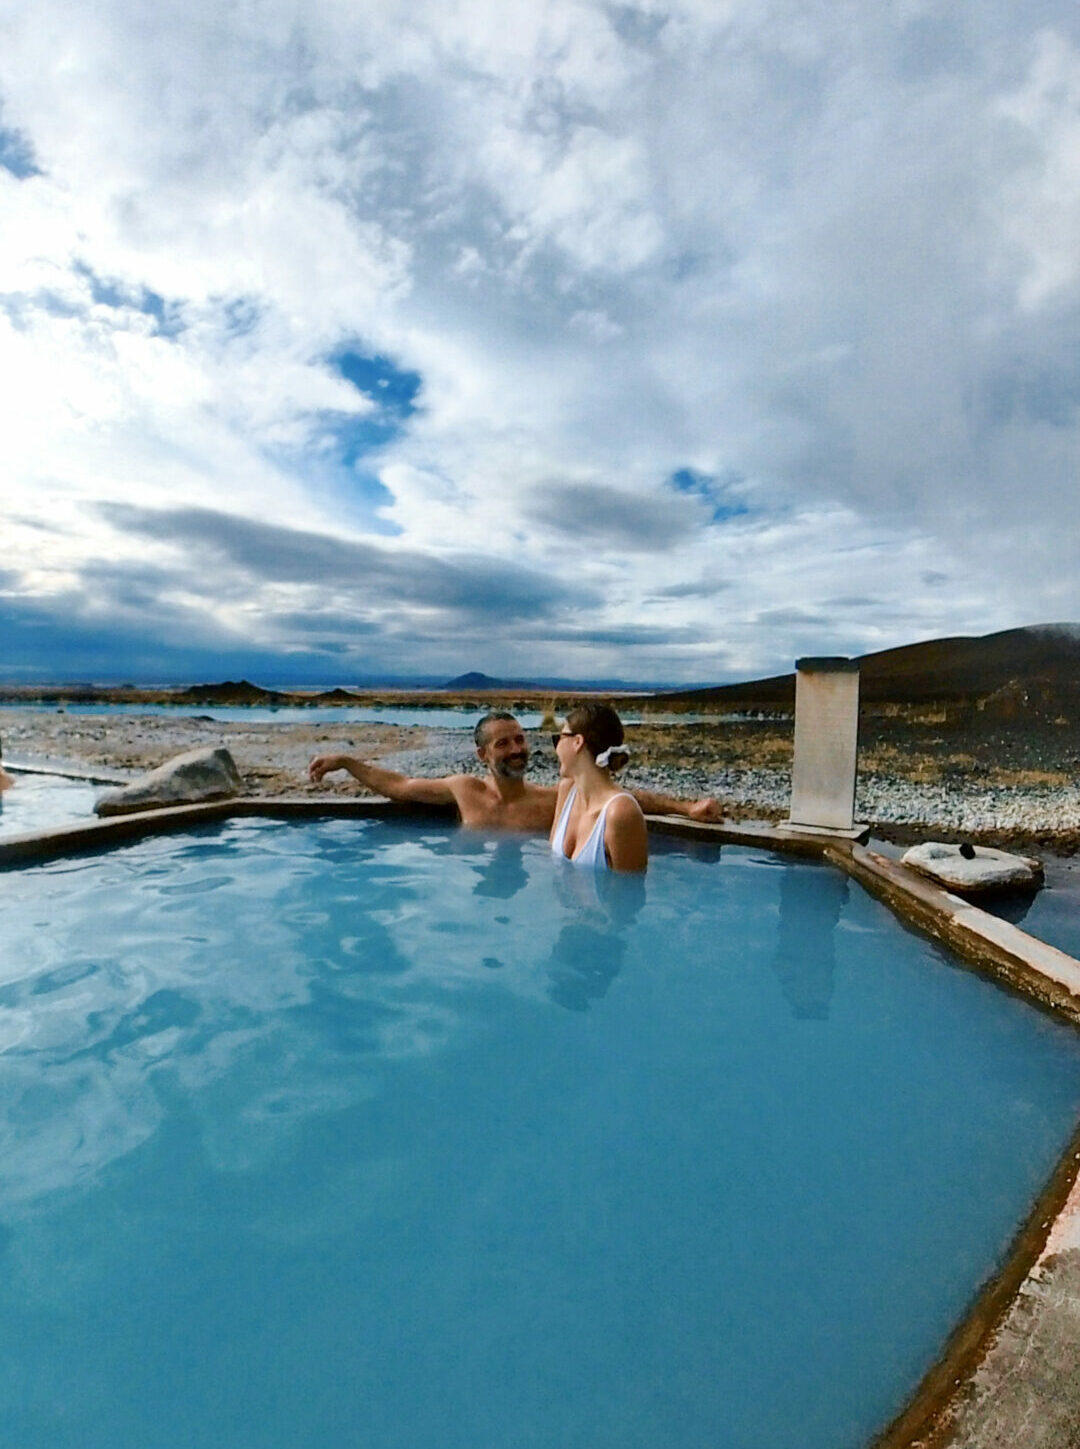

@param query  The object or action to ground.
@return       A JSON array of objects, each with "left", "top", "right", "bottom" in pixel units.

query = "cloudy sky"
[{"left": 2, "top": 0, "right": 1079, "bottom": 686}]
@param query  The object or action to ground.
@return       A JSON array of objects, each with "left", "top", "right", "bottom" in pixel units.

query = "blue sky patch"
[
  {"left": 310, "top": 351, "right": 424, "bottom": 531},
  {"left": 668, "top": 468, "right": 750, "bottom": 523},
  {"left": 0, "top": 123, "right": 40, "bottom": 179},
  {"left": 223, "top": 296, "right": 261, "bottom": 338},
  {"left": 326, "top": 411, "right": 404, "bottom": 465},
  {"left": 74, "top": 262, "right": 184, "bottom": 337},
  {"left": 333, "top": 350, "right": 422, "bottom": 420}
]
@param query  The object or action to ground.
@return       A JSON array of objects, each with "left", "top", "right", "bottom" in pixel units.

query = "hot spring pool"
[{"left": 3, "top": 816, "right": 1080, "bottom": 1449}]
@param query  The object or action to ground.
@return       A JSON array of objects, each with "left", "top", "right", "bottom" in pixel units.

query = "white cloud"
[{"left": 1, "top": 0, "right": 1079, "bottom": 683}]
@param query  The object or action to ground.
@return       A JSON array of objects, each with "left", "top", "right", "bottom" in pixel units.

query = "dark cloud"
[
  {"left": 0, "top": 587, "right": 385, "bottom": 683},
  {"left": 0, "top": 590, "right": 216, "bottom": 682},
  {"left": 976, "top": 311, "right": 1080, "bottom": 430},
  {"left": 607, "top": 6, "right": 669, "bottom": 48},
  {"left": 892, "top": 15, "right": 973, "bottom": 82},
  {"left": 650, "top": 578, "right": 732, "bottom": 600},
  {"left": 78, "top": 560, "right": 203, "bottom": 612},
  {"left": 6, "top": 514, "right": 75, "bottom": 536},
  {"left": 513, "top": 623, "right": 708, "bottom": 647},
  {"left": 266, "top": 610, "right": 381, "bottom": 636},
  {"left": 754, "top": 608, "right": 831, "bottom": 627},
  {"left": 522, "top": 482, "right": 705, "bottom": 551},
  {"left": 96, "top": 503, "right": 587, "bottom": 619}
]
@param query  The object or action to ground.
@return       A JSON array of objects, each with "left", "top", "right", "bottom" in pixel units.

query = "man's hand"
[
  {"left": 307, "top": 753, "right": 458, "bottom": 807},
  {"left": 688, "top": 796, "right": 724, "bottom": 823}
]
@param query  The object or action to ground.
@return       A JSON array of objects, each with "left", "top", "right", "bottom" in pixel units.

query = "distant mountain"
[
  {"left": 177, "top": 679, "right": 291, "bottom": 705},
  {"left": 306, "top": 687, "right": 363, "bottom": 704},
  {"left": 656, "top": 625, "right": 1080, "bottom": 711},
  {"left": 442, "top": 671, "right": 526, "bottom": 690}
]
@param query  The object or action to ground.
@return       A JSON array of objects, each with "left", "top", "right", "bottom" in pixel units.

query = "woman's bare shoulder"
[{"left": 608, "top": 791, "right": 645, "bottom": 819}]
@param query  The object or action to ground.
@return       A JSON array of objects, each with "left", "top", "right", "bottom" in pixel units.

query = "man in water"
[{"left": 308, "top": 711, "right": 723, "bottom": 831}]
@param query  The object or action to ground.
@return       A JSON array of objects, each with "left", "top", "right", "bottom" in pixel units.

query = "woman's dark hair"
[{"left": 564, "top": 701, "right": 629, "bottom": 771}]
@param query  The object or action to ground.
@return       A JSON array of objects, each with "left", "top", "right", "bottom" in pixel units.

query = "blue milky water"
[
  {"left": 0, "top": 703, "right": 725, "bottom": 728},
  {"left": 986, "top": 856, "right": 1080, "bottom": 963},
  {"left": 1, "top": 701, "right": 531, "bottom": 728},
  {"left": 3, "top": 820, "right": 1080, "bottom": 1449},
  {"left": 0, "top": 773, "right": 100, "bottom": 838}
]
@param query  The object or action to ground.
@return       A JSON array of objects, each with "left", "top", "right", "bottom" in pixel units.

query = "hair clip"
[{"left": 595, "top": 745, "right": 630, "bottom": 767}]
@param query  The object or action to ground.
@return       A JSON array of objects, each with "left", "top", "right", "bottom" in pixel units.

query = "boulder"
[
  {"left": 901, "top": 842, "right": 1044, "bottom": 896},
  {"left": 95, "top": 747, "right": 243, "bottom": 817}
]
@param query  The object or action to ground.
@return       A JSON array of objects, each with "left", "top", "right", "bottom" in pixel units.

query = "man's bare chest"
[{"left": 458, "top": 786, "right": 554, "bottom": 831}]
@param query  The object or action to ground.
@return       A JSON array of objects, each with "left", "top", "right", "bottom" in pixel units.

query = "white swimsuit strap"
[{"left": 551, "top": 784, "right": 577, "bottom": 857}]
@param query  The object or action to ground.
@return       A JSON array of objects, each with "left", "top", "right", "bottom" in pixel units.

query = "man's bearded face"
[{"left": 483, "top": 722, "right": 530, "bottom": 779}]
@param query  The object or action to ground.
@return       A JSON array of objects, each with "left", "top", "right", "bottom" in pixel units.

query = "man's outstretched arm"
[
  {"left": 628, "top": 787, "right": 724, "bottom": 823},
  {"left": 308, "top": 754, "right": 459, "bottom": 806}
]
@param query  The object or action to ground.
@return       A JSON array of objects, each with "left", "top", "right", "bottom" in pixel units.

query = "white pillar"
[{"left": 786, "top": 657, "right": 864, "bottom": 837}]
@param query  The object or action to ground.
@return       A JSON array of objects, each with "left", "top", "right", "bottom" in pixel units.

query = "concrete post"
[{"left": 786, "top": 657, "right": 865, "bottom": 838}]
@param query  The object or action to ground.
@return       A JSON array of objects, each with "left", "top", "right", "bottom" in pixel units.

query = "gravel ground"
[{"left": 4, "top": 706, "right": 1080, "bottom": 850}]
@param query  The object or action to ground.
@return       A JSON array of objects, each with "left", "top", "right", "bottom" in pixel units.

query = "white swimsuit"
[{"left": 551, "top": 786, "right": 632, "bottom": 871}]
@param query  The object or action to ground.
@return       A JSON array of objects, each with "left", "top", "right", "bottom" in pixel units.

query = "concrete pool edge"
[{"left": 4, "top": 798, "right": 1080, "bottom": 1449}]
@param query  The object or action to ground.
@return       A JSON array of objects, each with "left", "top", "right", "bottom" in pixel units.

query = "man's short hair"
[{"left": 474, "top": 711, "right": 518, "bottom": 748}]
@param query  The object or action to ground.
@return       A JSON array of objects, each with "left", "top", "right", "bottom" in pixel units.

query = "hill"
[
  {"left": 176, "top": 679, "right": 292, "bottom": 706},
  {"left": 655, "top": 624, "right": 1080, "bottom": 713},
  {"left": 442, "top": 671, "right": 526, "bottom": 690}
]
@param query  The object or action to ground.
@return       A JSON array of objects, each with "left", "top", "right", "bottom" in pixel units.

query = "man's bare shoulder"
[{"left": 443, "top": 773, "right": 488, "bottom": 796}]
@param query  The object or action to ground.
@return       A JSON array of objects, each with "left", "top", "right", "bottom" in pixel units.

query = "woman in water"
[{"left": 549, "top": 702, "right": 647, "bottom": 873}]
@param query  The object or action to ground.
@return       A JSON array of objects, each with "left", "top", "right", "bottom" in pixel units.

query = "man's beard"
[{"left": 493, "top": 754, "right": 529, "bottom": 780}]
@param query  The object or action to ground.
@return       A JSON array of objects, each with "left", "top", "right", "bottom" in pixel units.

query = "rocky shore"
[{"left": 4, "top": 704, "right": 1080, "bottom": 853}]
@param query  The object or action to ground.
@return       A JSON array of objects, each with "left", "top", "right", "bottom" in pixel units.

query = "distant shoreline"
[{"left": 0, "top": 681, "right": 718, "bottom": 715}]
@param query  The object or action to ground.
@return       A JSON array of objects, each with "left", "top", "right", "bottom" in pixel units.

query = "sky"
[{"left": 2, "top": 0, "right": 1080, "bottom": 686}]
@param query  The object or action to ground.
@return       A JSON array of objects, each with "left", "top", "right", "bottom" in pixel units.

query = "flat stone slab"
[
  {"left": 901, "top": 842, "right": 1044, "bottom": 895},
  {"left": 94, "top": 746, "right": 242, "bottom": 817}
]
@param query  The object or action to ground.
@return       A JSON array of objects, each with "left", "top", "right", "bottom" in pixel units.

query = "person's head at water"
[
  {"left": 554, "top": 701, "right": 630, "bottom": 780},
  {"left": 474, "top": 712, "right": 530, "bottom": 781}
]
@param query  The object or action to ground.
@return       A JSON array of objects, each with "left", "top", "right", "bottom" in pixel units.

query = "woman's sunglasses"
[{"left": 551, "top": 730, "right": 576, "bottom": 749}]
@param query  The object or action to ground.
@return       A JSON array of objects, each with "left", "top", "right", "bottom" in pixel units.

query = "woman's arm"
[
  {"left": 628, "top": 787, "right": 723, "bottom": 822},
  {"left": 604, "top": 793, "right": 648, "bottom": 873}
]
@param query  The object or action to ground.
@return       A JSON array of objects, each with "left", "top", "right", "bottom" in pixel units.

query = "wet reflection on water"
[
  {"left": 472, "top": 837, "right": 529, "bottom": 900},
  {"left": 771, "top": 863, "right": 849, "bottom": 1020},
  {"left": 546, "top": 866, "right": 646, "bottom": 1012}
]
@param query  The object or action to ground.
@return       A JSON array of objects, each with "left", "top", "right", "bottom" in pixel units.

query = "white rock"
[
  {"left": 900, "top": 842, "right": 1043, "bottom": 895},
  {"left": 95, "top": 747, "right": 242, "bottom": 817}
]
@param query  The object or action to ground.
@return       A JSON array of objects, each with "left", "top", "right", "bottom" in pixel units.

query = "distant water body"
[{"left": 0, "top": 703, "right": 728, "bottom": 729}]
